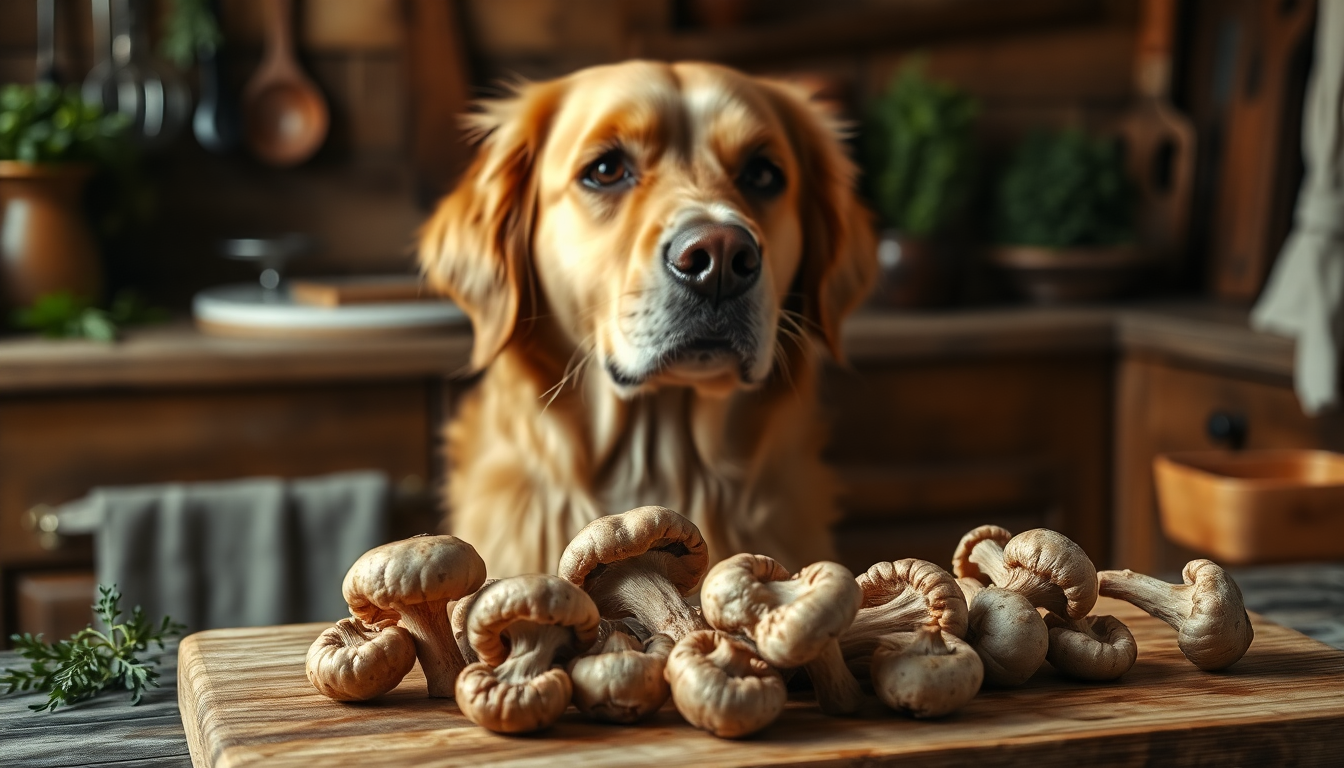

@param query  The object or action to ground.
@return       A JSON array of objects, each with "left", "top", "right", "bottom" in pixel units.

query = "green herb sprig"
[
  {"left": 2, "top": 584, "right": 184, "bottom": 712},
  {"left": 13, "top": 291, "right": 168, "bottom": 342}
]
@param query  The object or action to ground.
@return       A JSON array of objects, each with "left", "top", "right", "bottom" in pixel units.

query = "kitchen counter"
[
  {"left": 2, "top": 562, "right": 1338, "bottom": 768},
  {"left": 0, "top": 302, "right": 1293, "bottom": 394}
]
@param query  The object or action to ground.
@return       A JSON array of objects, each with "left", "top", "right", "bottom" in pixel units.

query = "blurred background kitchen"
[{"left": 1, "top": 0, "right": 1341, "bottom": 647}]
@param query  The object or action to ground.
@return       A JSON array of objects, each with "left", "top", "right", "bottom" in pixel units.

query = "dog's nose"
[{"left": 665, "top": 223, "right": 761, "bottom": 303}]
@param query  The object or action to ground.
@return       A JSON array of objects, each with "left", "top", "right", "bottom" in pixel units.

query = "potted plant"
[
  {"left": 863, "top": 61, "right": 978, "bottom": 308},
  {"left": 0, "top": 83, "right": 129, "bottom": 311},
  {"left": 990, "top": 128, "right": 1146, "bottom": 303}
]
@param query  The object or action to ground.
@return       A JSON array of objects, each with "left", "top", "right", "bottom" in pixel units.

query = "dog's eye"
[
  {"left": 581, "top": 150, "right": 634, "bottom": 190},
  {"left": 738, "top": 156, "right": 785, "bottom": 196}
]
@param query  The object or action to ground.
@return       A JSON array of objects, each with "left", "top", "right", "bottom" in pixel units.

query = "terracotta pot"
[
  {"left": 988, "top": 245, "right": 1154, "bottom": 304},
  {"left": 867, "top": 231, "right": 958, "bottom": 309},
  {"left": 0, "top": 161, "right": 102, "bottom": 310}
]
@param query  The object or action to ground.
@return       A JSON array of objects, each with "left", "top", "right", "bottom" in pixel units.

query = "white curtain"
[{"left": 1251, "top": 0, "right": 1344, "bottom": 415}]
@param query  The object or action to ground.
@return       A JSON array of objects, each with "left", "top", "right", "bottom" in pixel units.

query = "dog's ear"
[
  {"left": 764, "top": 81, "right": 877, "bottom": 361},
  {"left": 418, "top": 81, "right": 564, "bottom": 371}
]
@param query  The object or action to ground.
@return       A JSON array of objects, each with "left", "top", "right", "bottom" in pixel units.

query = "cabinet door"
[
  {"left": 0, "top": 381, "right": 435, "bottom": 640},
  {"left": 1113, "top": 355, "right": 1344, "bottom": 575},
  {"left": 822, "top": 355, "right": 1111, "bottom": 572}
]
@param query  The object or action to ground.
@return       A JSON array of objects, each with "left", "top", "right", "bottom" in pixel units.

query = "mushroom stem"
[
  {"left": 587, "top": 552, "right": 708, "bottom": 640},
  {"left": 967, "top": 539, "right": 1010, "bottom": 583},
  {"left": 397, "top": 601, "right": 466, "bottom": 697},
  {"left": 970, "top": 539, "right": 1069, "bottom": 617},
  {"left": 705, "top": 632, "right": 759, "bottom": 677},
  {"left": 494, "top": 622, "right": 573, "bottom": 684},
  {"left": 1097, "top": 569, "right": 1190, "bottom": 627},
  {"left": 803, "top": 640, "right": 864, "bottom": 716}
]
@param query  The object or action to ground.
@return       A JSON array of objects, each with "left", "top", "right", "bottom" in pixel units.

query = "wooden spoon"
[{"left": 242, "top": 0, "right": 328, "bottom": 167}]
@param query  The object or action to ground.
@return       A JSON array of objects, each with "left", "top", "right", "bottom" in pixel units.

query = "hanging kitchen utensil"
[
  {"left": 82, "top": 0, "right": 191, "bottom": 151},
  {"left": 1115, "top": 0, "right": 1196, "bottom": 281},
  {"left": 193, "top": 0, "right": 239, "bottom": 152},
  {"left": 242, "top": 0, "right": 328, "bottom": 167},
  {"left": 36, "top": 0, "right": 58, "bottom": 84}
]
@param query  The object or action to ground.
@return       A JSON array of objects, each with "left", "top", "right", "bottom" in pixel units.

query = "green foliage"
[
  {"left": 13, "top": 291, "right": 168, "bottom": 342},
  {"left": 995, "top": 128, "right": 1134, "bottom": 248},
  {"left": 2, "top": 584, "right": 184, "bottom": 712},
  {"left": 159, "top": 0, "right": 224, "bottom": 69},
  {"left": 863, "top": 60, "right": 979, "bottom": 236},
  {"left": 0, "top": 83, "right": 130, "bottom": 165}
]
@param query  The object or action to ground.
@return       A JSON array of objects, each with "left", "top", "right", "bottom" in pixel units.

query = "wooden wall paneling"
[
  {"left": 822, "top": 355, "right": 1111, "bottom": 572},
  {"left": 404, "top": 0, "right": 473, "bottom": 206},
  {"left": 17, "top": 571, "right": 98, "bottom": 642},
  {"left": 1207, "top": 0, "right": 1315, "bottom": 300},
  {"left": 1111, "top": 354, "right": 1344, "bottom": 575},
  {"left": 220, "top": 0, "right": 403, "bottom": 51}
]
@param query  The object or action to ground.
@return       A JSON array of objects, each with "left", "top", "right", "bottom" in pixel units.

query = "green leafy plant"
[
  {"left": 2, "top": 584, "right": 184, "bottom": 712},
  {"left": 995, "top": 128, "right": 1134, "bottom": 248},
  {"left": 13, "top": 291, "right": 168, "bottom": 342},
  {"left": 160, "top": 0, "right": 225, "bottom": 69},
  {"left": 0, "top": 83, "right": 130, "bottom": 164},
  {"left": 863, "top": 60, "right": 979, "bottom": 237}
]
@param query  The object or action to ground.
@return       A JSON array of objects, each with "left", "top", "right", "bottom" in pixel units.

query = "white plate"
[{"left": 193, "top": 283, "right": 467, "bottom": 336}]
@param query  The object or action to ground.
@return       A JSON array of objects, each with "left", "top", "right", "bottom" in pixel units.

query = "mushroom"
[
  {"left": 840, "top": 559, "right": 968, "bottom": 677},
  {"left": 956, "top": 577, "right": 1049, "bottom": 687},
  {"left": 1098, "top": 559, "right": 1254, "bottom": 671},
  {"left": 954, "top": 526, "right": 1098, "bottom": 620},
  {"left": 455, "top": 574, "right": 600, "bottom": 733},
  {"left": 1042, "top": 612, "right": 1138, "bottom": 681},
  {"left": 343, "top": 535, "right": 487, "bottom": 697},
  {"left": 664, "top": 629, "right": 786, "bottom": 738},
  {"left": 569, "top": 623, "right": 674, "bottom": 723},
  {"left": 870, "top": 624, "right": 984, "bottom": 718},
  {"left": 558, "top": 506, "right": 709, "bottom": 641},
  {"left": 700, "top": 554, "right": 863, "bottom": 716},
  {"left": 305, "top": 617, "right": 417, "bottom": 701},
  {"left": 451, "top": 578, "right": 498, "bottom": 665}
]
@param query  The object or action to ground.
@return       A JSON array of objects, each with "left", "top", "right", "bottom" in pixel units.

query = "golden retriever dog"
[{"left": 419, "top": 61, "right": 875, "bottom": 577}]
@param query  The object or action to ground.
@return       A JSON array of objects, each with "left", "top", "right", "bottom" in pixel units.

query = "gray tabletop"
[{"left": 2, "top": 563, "right": 1342, "bottom": 768}]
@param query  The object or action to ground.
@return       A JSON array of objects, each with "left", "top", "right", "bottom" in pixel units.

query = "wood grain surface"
[{"left": 178, "top": 598, "right": 1344, "bottom": 767}]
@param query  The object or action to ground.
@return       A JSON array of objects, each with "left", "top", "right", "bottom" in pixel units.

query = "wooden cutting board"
[{"left": 178, "top": 598, "right": 1344, "bottom": 767}]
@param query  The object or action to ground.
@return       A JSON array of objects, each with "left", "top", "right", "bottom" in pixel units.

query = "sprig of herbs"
[
  {"left": 13, "top": 291, "right": 168, "bottom": 342},
  {"left": 2, "top": 584, "right": 184, "bottom": 712}
]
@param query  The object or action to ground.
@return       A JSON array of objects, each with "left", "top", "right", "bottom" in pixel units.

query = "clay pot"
[
  {"left": 988, "top": 245, "right": 1154, "bottom": 304},
  {"left": 867, "top": 231, "right": 959, "bottom": 309},
  {"left": 0, "top": 161, "right": 103, "bottom": 310}
]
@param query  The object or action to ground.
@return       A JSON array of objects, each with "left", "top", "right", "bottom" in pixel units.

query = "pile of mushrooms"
[{"left": 302, "top": 511, "right": 1256, "bottom": 739}]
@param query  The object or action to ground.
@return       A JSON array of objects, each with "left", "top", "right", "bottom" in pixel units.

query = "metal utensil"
[
  {"left": 217, "top": 233, "right": 315, "bottom": 302},
  {"left": 36, "top": 0, "right": 58, "bottom": 84},
  {"left": 242, "top": 0, "right": 328, "bottom": 166},
  {"left": 193, "top": 0, "right": 239, "bottom": 153},
  {"left": 82, "top": 0, "right": 191, "bottom": 151}
]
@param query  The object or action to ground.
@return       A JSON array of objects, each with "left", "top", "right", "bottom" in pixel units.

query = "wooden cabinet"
[
  {"left": 823, "top": 353, "right": 1112, "bottom": 574},
  {"left": 1112, "top": 353, "right": 1344, "bottom": 575}
]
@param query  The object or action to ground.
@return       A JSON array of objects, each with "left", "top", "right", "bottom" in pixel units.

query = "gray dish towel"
[{"left": 85, "top": 470, "right": 388, "bottom": 632}]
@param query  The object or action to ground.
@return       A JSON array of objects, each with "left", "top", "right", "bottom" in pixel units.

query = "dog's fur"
[{"left": 419, "top": 61, "right": 875, "bottom": 577}]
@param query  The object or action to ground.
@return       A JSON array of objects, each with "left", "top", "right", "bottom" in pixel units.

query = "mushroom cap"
[
  {"left": 701, "top": 554, "right": 862, "bottom": 669},
  {"left": 871, "top": 627, "right": 984, "bottom": 718},
  {"left": 569, "top": 630, "right": 674, "bottom": 723},
  {"left": 965, "top": 586, "right": 1049, "bottom": 687},
  {"left": 858, "top": 559, "right": 969, "bottom": 638},
  {"left": 664, "top": 629, "right": 786, "bottom": 738},
  {"left": 455, "top": 661, "right": 573, "bottom": 733},
  {"left": 557, "top": 506, "right": 708, "bottom": 594},
  {"left": 1178, "top": 559, "right": 1255, "bottom": 670},
  {"left": 342, "top": 535, "right": 487, "bottom": 625},
  {"left": 951, "top": 525, "right": 1013, "bottom": 584},
  {"left": 1044, "top": 613, "right": 1138, "bottom": 681},
  {"left": 467, "top": 574, "right": 601, "bottom": 668},
  {"left": 305, "top": 618, "right": 417, "bottom": 702},
  {"left": 1002, "top": 529, "right": 1098, "bottom": 620}
]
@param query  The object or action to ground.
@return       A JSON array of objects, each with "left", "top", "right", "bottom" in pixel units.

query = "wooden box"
[{"left": 1154, "top": 450, "right": 1344, "bottom": 564}]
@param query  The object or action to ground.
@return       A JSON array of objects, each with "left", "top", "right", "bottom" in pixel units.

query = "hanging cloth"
[{"left": 1251, "top": 1, "right": 1344, "bottom": 414}]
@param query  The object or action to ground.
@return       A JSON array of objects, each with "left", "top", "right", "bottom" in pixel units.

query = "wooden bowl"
[
  {"left": 1154, "top": 450, "right": 1344, "bottom": 565},
  {"left": 988, "top": 245, "right": 1154, "bottom": 304}
]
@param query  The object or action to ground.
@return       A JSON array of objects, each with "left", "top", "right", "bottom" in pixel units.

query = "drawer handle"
[{"left": 1206, "top": 410, "right": 1248, "bottom": 450}]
